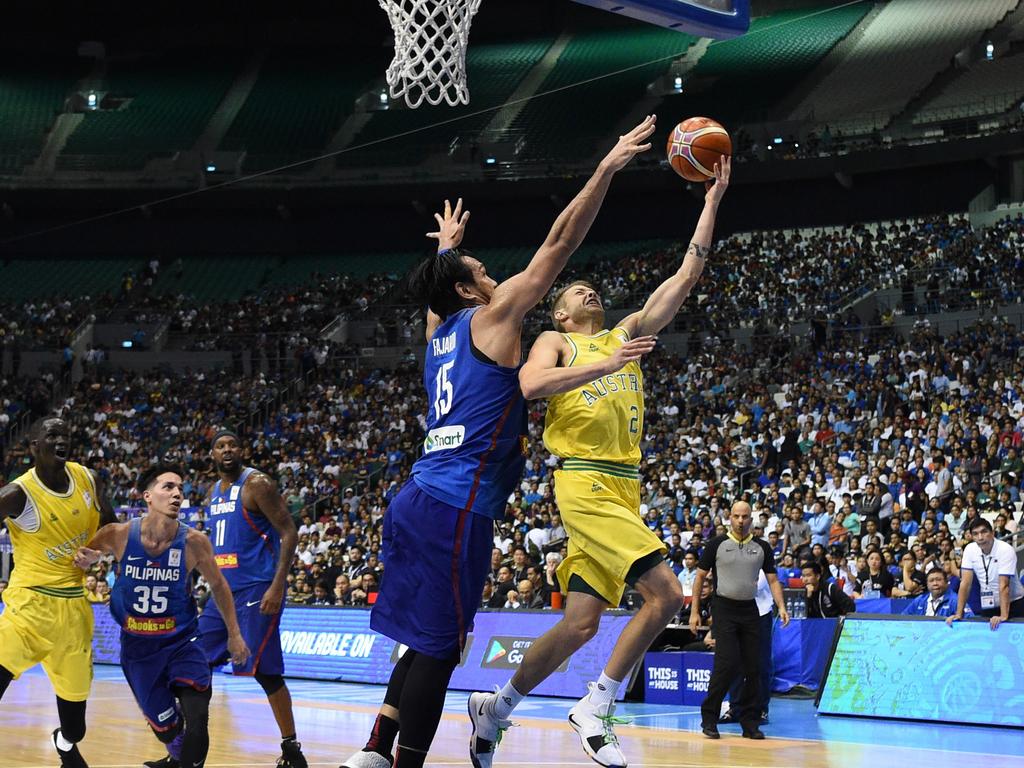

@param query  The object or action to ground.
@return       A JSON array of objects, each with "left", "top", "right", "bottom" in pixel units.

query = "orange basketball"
[{"left": 666, "top": 117, "right": 731, "bottom": 182}]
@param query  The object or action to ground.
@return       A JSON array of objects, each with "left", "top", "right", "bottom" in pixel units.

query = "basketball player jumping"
[
  {"left": 199, "top": 430, "right": 305, "bottom": 768},
  {"left": 339, "top": 115, "right": 658, "bottom": 768},
  {"left": 74, "top": 464, "right": 250, "bottom": 768},
  {"left": 0, "top": 416, "right": 117, "bottom": 768},
  {"left": 469, "top": 156, "right": 731, "bottom": 768}
]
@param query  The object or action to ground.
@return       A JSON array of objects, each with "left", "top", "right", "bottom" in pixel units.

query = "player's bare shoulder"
[
  {"left": 240, "top": 469, "right": 283, "bottom": 509},
  {"left": 0, "top": 481, "right": 27, "bottom": 521},
  {"left": 534, "top": 330, "right": 571, "bottom": 365}
]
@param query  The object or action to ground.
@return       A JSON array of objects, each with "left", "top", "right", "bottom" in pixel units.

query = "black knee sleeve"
[
  {"left": 383, "top": 648, "right": 417, "bottom": 709},
  {"left": 175, "top": 686, "right": 212, "bottom": 768},
  {"left": 396, "top": 652, "right": 458, "bottom": 753},
  {"left": 0, "top": 665, "right": 13, "bottom": 699},
  {"left": 254, "top": 672, "right": 286, "bottom": 696},
  {"left": 56, "top": 697, "right": 87, "bottom": 743}
]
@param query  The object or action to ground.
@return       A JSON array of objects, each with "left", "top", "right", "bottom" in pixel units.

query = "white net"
[{"left": 379, "top": 0, "right": 482, "bottom": 109}]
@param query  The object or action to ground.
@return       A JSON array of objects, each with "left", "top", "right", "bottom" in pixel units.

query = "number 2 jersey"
[
  {"left": 206, "top": 467, "right": 280, "bottom": 590},
  {"left": 111, "top": 518, "right": 197, "bottom": 641},
  {"left": 543, "top": 327, "right": 644, "bottom": 466},
  {"left": 412, "top": 306, "right": 528, "bottom": 520}
]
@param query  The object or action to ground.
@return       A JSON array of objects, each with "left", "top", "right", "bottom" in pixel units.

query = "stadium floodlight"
[
  {"left": 380, "top": 90, "right": 389, "bottom": 104},
  {"left": 206, "top": 164, "right": 217, "bottom": 172},
  {"left": 674, "top": 76, "right": 683, "bottom": 91},
  {"left": 87, "top": 91, "right": 97, "bottom": 109},
  {"left": 986, "top": 42, "right": 994, "bottom": 60},
  {"left": 773, "top": 137, "right": 783, "bottom": 144},
  {"left": 484, "top": 156, "right": 497, "bottom": 165}
]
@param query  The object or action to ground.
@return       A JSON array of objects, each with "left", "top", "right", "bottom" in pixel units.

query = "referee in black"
[{"left": 689, "top": 501, "right": 789, "bottom": 739}]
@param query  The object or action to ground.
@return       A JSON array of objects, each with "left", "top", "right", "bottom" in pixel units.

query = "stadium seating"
[
  {"left": 262, "top": 252, "right": 420, "bottom": 285},
  {"left": 655, "top": 3, "right": 871, "bottom": 130},
  {"left": 221, "top": 50, "right": 381, "bottom": 173},
  {"left": 0, "top": 259, "right": 138, "bottom": 301},
  {"left": 149, "top": 256, "right": 276, "bottom": 301},
  {"left": 0, "top": 57, "right": 85, "bottom": 172},
  {"left": 913, "top": 53, "right": 1024, "bottom": 124},
  {"left": 59, "top": 52, "right": 238, "bottom": 171},
  {"left": 338, "top": 37, "right": 555, "bottom": 170},
  {"left": 790, "top": 0, "right": 1019, "bottom": 134},
  {"left": 509, "top": 21, "right": 696, "bottom": 163}
]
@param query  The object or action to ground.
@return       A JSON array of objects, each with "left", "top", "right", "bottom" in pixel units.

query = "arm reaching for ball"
[{"left": 619, "top": 155, "right": 730, "bottom": 338}]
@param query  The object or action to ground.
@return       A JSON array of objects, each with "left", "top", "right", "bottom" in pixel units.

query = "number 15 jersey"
[{"left": 413, "top": 307, "right": 528, "bottom": 520}]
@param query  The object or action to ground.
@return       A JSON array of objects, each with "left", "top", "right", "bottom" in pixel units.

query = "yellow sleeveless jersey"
[
  {"left": 543, "top": 327, "right": 644, "bottom": 467},
  {"left": 7, "top": 461, "right": 101, "bottom": 593}
]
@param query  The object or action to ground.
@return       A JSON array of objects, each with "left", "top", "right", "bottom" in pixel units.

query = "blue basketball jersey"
[
  {"left": 111, "top": 518, "right": 197, "bottom": 641},
  {"left": 206, "top": 467, "right": 279, "bottom": 590},
  {"left": 413, "top": 307, "right": 528, "bottom": 520}
]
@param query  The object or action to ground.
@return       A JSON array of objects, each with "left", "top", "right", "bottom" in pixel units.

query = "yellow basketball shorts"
[
  {"left": 553, "top": 463, "right": 667, "bottom": 606},
  {"left": 0, "top": 585, "right": 94, "bottom": 701}
]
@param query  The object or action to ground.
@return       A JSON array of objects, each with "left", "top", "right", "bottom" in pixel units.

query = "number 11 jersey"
[{"left": 413, "top": 307, "right": 528, "bottom": 520}]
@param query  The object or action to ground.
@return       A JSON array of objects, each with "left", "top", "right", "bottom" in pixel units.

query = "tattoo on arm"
[{"left": 687, "top": 242, "right": 710, "bottom": 260}]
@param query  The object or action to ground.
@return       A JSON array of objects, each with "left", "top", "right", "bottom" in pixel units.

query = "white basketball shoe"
[
  {"left": 468, "top": 690, "right": 513, "bottom": 768},
  {"left": 568, "top": 682, "right": 629, "bottom": 768}
]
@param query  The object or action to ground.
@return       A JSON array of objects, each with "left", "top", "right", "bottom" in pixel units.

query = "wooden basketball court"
[{"left": 6, "top": 666, "right": 1024, "bottom": 768}]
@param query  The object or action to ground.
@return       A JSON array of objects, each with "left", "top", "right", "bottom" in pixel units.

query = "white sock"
[
  {"left": 590, "top": 671, "right": 622, "bottom": 707},
  {"left": 490, "top": 681, "right": 525, "bottom": 719},
  {"left": 55, "top": 731, "right": 75, "bottom": 752}
]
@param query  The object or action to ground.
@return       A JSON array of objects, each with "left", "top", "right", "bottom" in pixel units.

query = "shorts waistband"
[
  {"left": 27, "top": 585, "right": 86, "bottom": 599},
  {"left": 560, "top": 458, "right": 640, "bottom": 479}
]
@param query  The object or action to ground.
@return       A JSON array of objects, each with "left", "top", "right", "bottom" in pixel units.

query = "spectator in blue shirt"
[
  {"left": 808, "top": 502, "right": 831, "bottom": 548},
  {"left": 902, "top": 569, "right": 971, "bottom": 618},
  {"left": 899, "top": 508, "right": 920, "bottom": 537}
]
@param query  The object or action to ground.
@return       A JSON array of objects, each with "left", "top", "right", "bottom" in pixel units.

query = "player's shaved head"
[{"left": 29, "top": 416, "right": 66, "bottom": 442}]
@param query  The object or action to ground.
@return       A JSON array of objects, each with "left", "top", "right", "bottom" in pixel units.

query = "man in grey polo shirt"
[{"left": 690, "top": 501, "right": 789, "bottom": 739}]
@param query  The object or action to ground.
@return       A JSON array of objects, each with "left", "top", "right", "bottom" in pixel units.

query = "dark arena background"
[{"left": 1, "top": 0, "right": 1024, "bottom": 766}]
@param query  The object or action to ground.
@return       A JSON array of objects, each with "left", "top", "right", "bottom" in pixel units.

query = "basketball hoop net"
[{"left": 379, "top": 0, "right": 481, "bottom": 109}]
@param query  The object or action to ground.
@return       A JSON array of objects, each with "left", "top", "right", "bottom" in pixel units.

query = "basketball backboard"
[{"left": 571, "top": 0, "right": 750, "bottom": 38}]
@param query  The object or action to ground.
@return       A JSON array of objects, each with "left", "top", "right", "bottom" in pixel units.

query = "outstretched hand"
[
  {"left": 74, "top": 546, "right": 103, "bottom": 570},
  {"left": 705, "top": 154, "right": 731, "bottom": 201},
  {"left": 607, "top": 335, "right": 657, "bottom": 372},
  {"left": 427, "top": 197, "right": 471, "bottom": 252},
  {"left": 601, "top": 115, "right": 657, "bottom": 173}
]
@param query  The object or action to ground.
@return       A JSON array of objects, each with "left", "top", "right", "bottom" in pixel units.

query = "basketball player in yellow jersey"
[
  {"left": 0, "top": 416, "right": 116, "bottom": 768},
  {"left": 469, "top": 156, "right": 730, "bottom": 768}
]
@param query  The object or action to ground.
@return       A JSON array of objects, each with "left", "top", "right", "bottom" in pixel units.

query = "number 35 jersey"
[
  {"left": 111, "top": 517, "right": 197, "bottom": 640},
  {"left": 206, "top": 467, "right": 279, "bottom": 590},
  {"left": 543, "top": 327, "right": 644, "bottom": 467},
  {"left": 413, "top": 307, "right": 528, "bottom": 520}
]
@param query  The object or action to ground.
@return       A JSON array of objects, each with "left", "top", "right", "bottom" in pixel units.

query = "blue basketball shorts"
[
  {"left": 121, "top": 630, "right": 210, "bottom": 733},
  {"left": 197, "top": 582, "right": 284, "bottom": 676},
  {"left": 370, "top": 479, "right": 494, "bottom": 659}
]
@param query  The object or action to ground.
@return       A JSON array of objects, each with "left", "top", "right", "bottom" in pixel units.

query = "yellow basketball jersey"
[
  {"left": 7, "top": 461, "right": 101, "bottom": 592},
  {"left": 543, "top": 327, "right": 644, "bottom": 466}
]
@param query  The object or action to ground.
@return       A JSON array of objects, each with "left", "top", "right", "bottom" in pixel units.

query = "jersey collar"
[{"left": 728, "top": 530, "right": 753, "bottom": 545}]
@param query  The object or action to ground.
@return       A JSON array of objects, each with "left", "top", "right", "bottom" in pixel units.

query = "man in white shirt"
[
  {"left": 677, "top": 551, "right": 699, "bottom": 596},
  {"left": 948, "top": 518, "right": 1024, "bottom": 630}
]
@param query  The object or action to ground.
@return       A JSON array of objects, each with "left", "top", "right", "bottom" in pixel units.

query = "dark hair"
[
  {"left": 801, "top": 561, "right": 822, "bottom": 575},
  {"left": 136, "top": 463, "right": 184, "bottom": 493},
  {"left": 406, "top": 248, "right": 477, "bottom": 320},
  {"left": 969, "top": 517, "right": 993, "bottom": 533}
]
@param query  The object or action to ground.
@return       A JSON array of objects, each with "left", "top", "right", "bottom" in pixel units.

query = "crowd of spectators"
[{"left": 3, "top": 212, "right": 1023, "bottom": 624}]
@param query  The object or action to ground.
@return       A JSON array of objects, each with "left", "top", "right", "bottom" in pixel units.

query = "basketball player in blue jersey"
[
  {"left": 200, "top": 429, "right": 304, "bottom": 768},
  {"left": 74, "top": 464, "right": 249, "bottom": 768},
  {"left": 339, "top": 115, "right": 657, "bottom": 768}
]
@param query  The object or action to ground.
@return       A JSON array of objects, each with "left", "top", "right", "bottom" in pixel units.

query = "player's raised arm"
[
  {"left": 620, "top": 155, "right": 730, "bottom": 339},
  {"left": 188, "top": 529, "right": 251, "bottom": 666},
  {"left": 519, "top": 331, "right": 656, "bottom": 401},
  {"left": 482, "top": 115, "right": 657, "bottom": 327},
  {"left": 425, "top": 197, "right": 472, "bottom": 341}
]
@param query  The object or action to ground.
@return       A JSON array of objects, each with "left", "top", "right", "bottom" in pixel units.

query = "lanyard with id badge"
[{"left": 980, "top": 553, "right": 997, "bottom": 610}]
